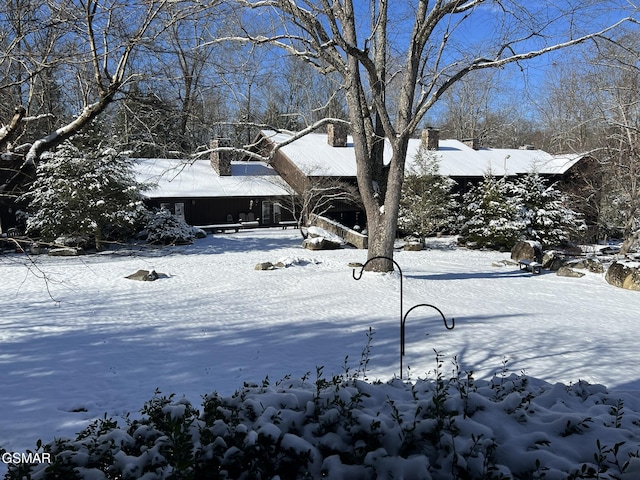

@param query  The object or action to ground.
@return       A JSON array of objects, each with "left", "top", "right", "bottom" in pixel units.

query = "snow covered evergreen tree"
[
  {"left": 20, "top": 143, "right": 149, "bottom": 250},
  {"left": 511, "top": 173, "right": 585, "bottom": 247},
  {"left": 398, "top": 144, "right": 458, "bottom": 239},
  {"left": 459, "top": 172, "right": 523, "bottom": 249}
]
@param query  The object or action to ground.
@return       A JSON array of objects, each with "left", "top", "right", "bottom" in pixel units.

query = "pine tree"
[
  {"left": 398, "top": 144, "right": 457, "bottom": 239},
  {"left": 511, "top": 173, "right": 584, "bottom": 247},
  {"left": 20, "top": 143, "right": 149, "bottom": 250},
  {"left": 459, "top": 172, "right": 523, "bottom": 249}
]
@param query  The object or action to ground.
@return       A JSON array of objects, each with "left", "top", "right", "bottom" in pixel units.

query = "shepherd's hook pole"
[{"left": 352, "top": 256, "right": 455, "bottom": 379}]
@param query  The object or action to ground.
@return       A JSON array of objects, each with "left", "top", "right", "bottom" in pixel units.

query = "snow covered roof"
[
  {"left": 261, "top": 130, "right": 583, "bottom": 178},
  {"left": 263, "top": 130, "right": 359, "bottom": 177},
  {"left": 134, "top": 158, "right": 290, "bottom": 199}
]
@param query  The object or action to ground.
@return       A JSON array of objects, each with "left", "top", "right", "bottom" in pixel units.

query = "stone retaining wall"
[{"left": 309, "top": 214, "right": 368, "bottom": 249}]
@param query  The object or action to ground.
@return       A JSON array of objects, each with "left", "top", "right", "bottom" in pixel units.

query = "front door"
[{"left": 261, "top": 201, "right": 273, "bottom": 225}]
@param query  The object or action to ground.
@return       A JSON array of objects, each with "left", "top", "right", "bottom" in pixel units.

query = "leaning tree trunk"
[{"left": 0, "top": 106, "right": 26, "bottom": 152}]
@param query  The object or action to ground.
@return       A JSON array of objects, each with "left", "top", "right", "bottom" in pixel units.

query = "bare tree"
[
  {"left": 541, "top": 31, "right": 640, "bottom": 251},
  {"left": 277, "top": 175, "right": 362, "bottom": 237},
  {"left": 0, "top": 0, "right": 211, "bottom": 196},
  {"left": 536, "top": 58, "right": 603, "bottom": 153},
  {"left": 235, "top": 0, "right": 635, "bottom": 270},
  {"left": 591, "top": 35, "right": 640, "bottom": 253}
]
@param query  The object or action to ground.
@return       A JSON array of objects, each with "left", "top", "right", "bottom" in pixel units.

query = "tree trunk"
[
  {"left": 352, "top": 124, "right": 408, "bottom": 272},
  {"left": 0, "top": 106, "right": 26, "bottom": 151},
  {"left": 620, "top": 216, "right": 639, "bottom": 256}
]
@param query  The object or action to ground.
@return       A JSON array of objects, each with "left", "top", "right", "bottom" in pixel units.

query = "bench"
[
  {"left": 240, "top": 221, "right": 260, "bottom": 229},
  {"left": 518, "top": 259, "right": 542, "bottom": 274},
  {"left": 196, "top": 223, "right": 242, "bottom": 233},
  {"left": 278, "top": 221, "right": 298, "bottom": 229}
]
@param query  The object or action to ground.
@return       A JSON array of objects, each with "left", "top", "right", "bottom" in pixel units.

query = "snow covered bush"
[
  {"left": 459, "top": 172, "right": 585, "bottom": 250},
  {"left": 399, "top": 145, "right": 458, "bottom": 239},
  {"left": 7, "top": 356, "right": 640, "bottom": 480},
  {"left": 512, "top": 173, "right": 585, "bottom": 248},
  {"left": 459, "top": 172, "right": 523, "bottom": 249},
  {"left": 143, "top": 208, "right": 197, "bottom": 245},
  {"left": 18, "top": 143, "right": 149, "bottom": 250}
]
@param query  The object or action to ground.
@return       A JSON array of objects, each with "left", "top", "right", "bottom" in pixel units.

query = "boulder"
[
  {"left": 48, "top": 247, "right": 81, "bottom": 256},
  {"left": 492, "top": 259, "right": 517, "bottom": 268},
  {"left": 567, "top": 257, "right": 605, "bottom": 274},
  {"left": 302, "top": 237, "right": 341, "bottom": 250},
  {"left": 511, "top": 241, "right": 543, "bottom": 262},
  {"left": 403, "top": 241, "right": 423, "bottom": 251},
  {"left": 192, "top": 227, "right": 207, "bottom": 239},
  {"left": 541, "top": 250, "right": 566, "bottom": 271},
  {"left": 605, "top": 262, "right": 640, "bottom": 291},
  {"left": 54, "top": 235, "right": 90, "bottom": 248},
  {"left": 556, "top": 266, "right": 585, "bottom": 278},
  {"left": 125, "top": 269, "right": 166, "bottom": 281},
  {"left": 254, "top": 262, "right": 275, "bottom": 270}
]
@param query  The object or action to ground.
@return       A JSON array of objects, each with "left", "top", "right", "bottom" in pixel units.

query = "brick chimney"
[
  {"left": 327, "top": 123, "right": 348, "bottom": 147},
  {"left": 462, "top": 137, "right": 480, "bottom": 150},
  {"left": 421, "top": 127, "right": 440, "bottom": 150},
  {"left": 210, "top": 139, "right": 232, "bottom": 176}
]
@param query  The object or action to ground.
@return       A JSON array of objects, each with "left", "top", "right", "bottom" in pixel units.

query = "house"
[
  {"left": 256, "top": 126, "right": 594, "bottom": 227},
  {"left": 135, "top": 145, "right": 295, "bottom": 228}
]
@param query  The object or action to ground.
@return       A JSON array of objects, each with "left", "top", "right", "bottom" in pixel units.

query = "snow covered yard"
[{"left": 1, "top": 228, "right": 640, "bottom": 477}]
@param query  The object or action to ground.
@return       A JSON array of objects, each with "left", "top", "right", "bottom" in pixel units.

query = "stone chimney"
[
  {"left": 421, "top": 127, "right": 440, "bottom": 150},
  {"left": 210, "top": 139, "right": 232, "bottom": 176},
  {"left": 462, "top": 137, "right": 480, "bottom": 150},
  {"left": 327, "top": 123, "right": 348, "bottom": 147}
]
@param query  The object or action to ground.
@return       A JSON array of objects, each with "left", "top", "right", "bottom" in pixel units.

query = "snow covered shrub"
[
  {"left": 459, "top": 172, "right": 523, "bottom": 249},
  {"left": 512, "top": 173, "right": 585, "bottom": 248},
  {"left": 143, "top": 208, "right": 197, "bottom": 244},
  {"left": 8, "top": 358, "right": 640, "bottom": 480},
  {"left": 19, "top": 142, "right": 149, "bottom": 250},
  {"left": 398, "top": 144, "right": 458, "bottom": 239}
]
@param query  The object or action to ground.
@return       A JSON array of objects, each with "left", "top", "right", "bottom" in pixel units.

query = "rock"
[
  {"left": 541, "top": 250, "right": 566, "bottom": 271},
  {"left": 48, "top": 247, "right": 81, "bottom": 256},
  {"left": 511, "top": 241, "right": 543, "bottom": 262},
  {"left": 492, "top": 259, "right": 517, "bottom": 268},
  {"left": 125, "top": 269, "right": 166, "bottom": 281},
  {"left": 556, "top": 266, "right": 585, "bottom": 278},
  {"left": 403, "top": 241, "right": 423, "bottom": 251},
  {"left": 307, "top": 226, "right": 344, "bottom": 244},
  {"left": 567, "top": 257, "right": 605, "bottom": 274},
  {"left": 302, "top": 237, "right": 341, "bottom": 250},
  {"left": 254, "top": 262, "right": 275, "bottom": 270},
  {"left": 605, "top": 262, "right": 640, "bottom": 291},
  {"left": 54, "top": 235, "right": 90, "bottom": 248},
  {"left": 192, "top": 227, "right": 207, "bottom": 239}
]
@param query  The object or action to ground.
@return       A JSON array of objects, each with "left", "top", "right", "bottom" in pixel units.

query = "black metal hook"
[{"left": 351, "top": 256, "right": 455, "bottom": 379}]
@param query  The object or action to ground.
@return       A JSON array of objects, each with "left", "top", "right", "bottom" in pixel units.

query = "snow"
[
  {"left": 134, "top": 158, "right": 290, "bottom": 198},
  {"left": 1, "top": 229, "right": 640, "bottom": 476},
  {"left": 260, "top": 130, "right": 582, "bottom": 178}
]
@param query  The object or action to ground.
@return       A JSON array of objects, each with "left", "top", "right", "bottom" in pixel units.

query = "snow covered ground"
[{"left": 1, "top": 228, "right": 640, "bottom": 476}]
